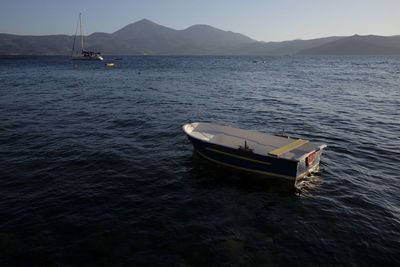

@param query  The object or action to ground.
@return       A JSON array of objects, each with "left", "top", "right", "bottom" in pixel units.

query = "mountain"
[
  {"left": 105, "top": 19, "right": 183, "bottom": 54},
  {"left": 1, "top": 19, "right": 400, "bottom": 55},
  {"left": 182, "top": 24, "right": 255, "bottom": 46},
  {"left": 88, "top": 19, "right": 258, "bottom": 55}
]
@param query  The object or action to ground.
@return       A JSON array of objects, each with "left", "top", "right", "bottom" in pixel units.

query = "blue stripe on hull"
[{"left": 188, "top": 136, "right": 299, "bottom": 179}]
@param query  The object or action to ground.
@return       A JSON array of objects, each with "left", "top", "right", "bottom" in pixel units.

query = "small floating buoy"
[{"left": 105, "top": 63, "right": 114, "bottom": 66}]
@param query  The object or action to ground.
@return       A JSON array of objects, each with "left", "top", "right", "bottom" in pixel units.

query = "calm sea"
[{"left": 0, "top": 55, "right": 399, "bottom": 266}]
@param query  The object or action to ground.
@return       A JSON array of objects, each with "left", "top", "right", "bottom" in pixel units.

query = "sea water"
[{"left": 0, "top": 55, "right": 399, "bottom": 266}]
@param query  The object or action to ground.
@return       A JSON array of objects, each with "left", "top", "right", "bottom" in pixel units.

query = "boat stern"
[{"left": 295, "top": 145, "right": 327, "bottom": 180}]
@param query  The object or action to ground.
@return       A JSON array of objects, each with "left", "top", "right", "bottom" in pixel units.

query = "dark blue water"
[{"left": 0, "top": 55, "right": 399, "bottom": 266}]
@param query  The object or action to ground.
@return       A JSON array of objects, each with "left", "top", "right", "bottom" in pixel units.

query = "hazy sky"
[{"left": 1, "top": 0, "right": 399, "bottom": 41}]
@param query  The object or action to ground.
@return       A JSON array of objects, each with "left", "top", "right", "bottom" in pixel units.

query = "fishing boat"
[
  {"left": 183, "top": 122, "right": 327, "bottom": 181},
  {"left": 72, "top": 13, "right": 103, "bottom": 61}
]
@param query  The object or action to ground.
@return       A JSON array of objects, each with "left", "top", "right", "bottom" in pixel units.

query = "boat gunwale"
[{"left": 183, "top": 123, "right": 303, "bottom": 163}]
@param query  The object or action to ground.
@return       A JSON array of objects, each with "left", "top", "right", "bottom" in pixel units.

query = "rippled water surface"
[{"left": 0, "top": 56, "right": 399, "bottom": 266}]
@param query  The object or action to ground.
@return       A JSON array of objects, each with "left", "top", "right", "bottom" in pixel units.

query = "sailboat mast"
[{"left": 79, "top": 13, "right": 84, "bottom": 51}]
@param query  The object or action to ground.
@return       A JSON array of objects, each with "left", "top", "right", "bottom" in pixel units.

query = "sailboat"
[{"left": 72, "top": 13, "right": 103, "bottom": 61}]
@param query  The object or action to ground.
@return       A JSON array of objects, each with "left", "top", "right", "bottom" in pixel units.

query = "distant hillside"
[
  {"left": 0, "top": 34, "right": 73, "bottom": 55},
  {"left": 298, "top": 34, "right": 400, "bottom": 55},
  {"left": 1, "top": 19, "right": 400, "bottom": 55},
  {"left": 233, "top": 37, "right": 343, "bottom": 56}
]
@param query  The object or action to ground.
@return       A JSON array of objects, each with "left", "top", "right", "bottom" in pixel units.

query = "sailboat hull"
[{"left": 72, "top": 54, "right": 103, "bottom": 61}]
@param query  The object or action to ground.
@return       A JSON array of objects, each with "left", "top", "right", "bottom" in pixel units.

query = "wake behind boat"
[
  {"left": 72, "top": 13, "right": 103, "bottom": 61},
  {"left": 183, "top": 122, "right": 327, "bottom": 181}
]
